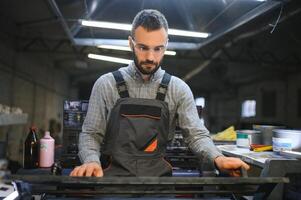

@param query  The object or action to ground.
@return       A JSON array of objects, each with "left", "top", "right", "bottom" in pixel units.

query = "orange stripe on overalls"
[{"left": 144, "top": 139, "right": 158, "bottom": 152}]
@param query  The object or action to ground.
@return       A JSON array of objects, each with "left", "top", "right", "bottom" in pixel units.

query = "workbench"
[
  {"left": 4, "top": 175, "right": 288, "bottom": 200},
  {"left": 218, "top": 145, "right": 301, "bottom": 200},
  {"left": 2, "top": 145, "right": 298, "bottom": 199}
]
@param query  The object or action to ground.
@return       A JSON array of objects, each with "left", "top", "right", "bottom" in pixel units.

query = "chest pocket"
[{"left": 118, "top": 104, "right": 162, "bottom": 154}]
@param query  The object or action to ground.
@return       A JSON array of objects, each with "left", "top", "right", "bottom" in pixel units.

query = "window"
[
  {"left": 195, "top": 97, "right": 205, "bottom": 124},
  {"left": 195, "top": 97, "right": 205, "bottom": 107},
  {"left": 241, "top": 100, "right": 256, "bottom": 117}
]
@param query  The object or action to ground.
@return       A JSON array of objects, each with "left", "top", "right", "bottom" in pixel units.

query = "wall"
[
  {"left": 0, "top": 32, "right": 74, "bottom": 164},
  {"left": 207, "top": 73, "right": 301, "bottom": 133}
]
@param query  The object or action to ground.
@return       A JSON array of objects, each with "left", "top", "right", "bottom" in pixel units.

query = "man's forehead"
[{"left": 133, "top": 26, "right": 168, "bottom": 45}]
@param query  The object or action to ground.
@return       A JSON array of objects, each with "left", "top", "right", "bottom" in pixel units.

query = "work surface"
[
  {"left": 4, "top": 175, "right": 288, "bottom": 200},
  {"left": 217, "top": 145, "right": 301, "bottom": 200},
  {"left": 217, "top": 145, "right": 298, "bottom": 168},
  {"left": 6, "top": 175, "right": 288, "bottom": 186}
]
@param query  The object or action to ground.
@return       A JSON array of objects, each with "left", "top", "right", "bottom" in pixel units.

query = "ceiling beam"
[
  {"left": 182, "top": 5, "right": 301, "bottom": 82},
  {"left": 48, "top": 0, "right": 76, "bottom": 44}
]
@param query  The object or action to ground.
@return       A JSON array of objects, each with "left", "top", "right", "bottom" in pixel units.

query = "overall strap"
[
  {"left": 156, "top": 72, "right": 171, "bottom": 101},
  {"left": 112, "top": 70, "right": 129, "bottom": 98}
]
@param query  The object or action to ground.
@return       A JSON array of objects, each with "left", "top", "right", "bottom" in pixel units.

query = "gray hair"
[{"left": 131, "top": 9, "right": 168, "bottom": 38}]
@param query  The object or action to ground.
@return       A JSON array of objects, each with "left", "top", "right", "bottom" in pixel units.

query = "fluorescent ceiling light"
[
  {"left": 98, "top": 45, "right": 130, "bottom": 51},
  {"left": 168, "top": 29, "right": 209, "bottom": 38},
  {"left": 82, "top": 20, "right": 132, "bottom": 31},
  {"left": 88, "top": 53, "right": 132, "bottom": 64},
  {"left": 81, "top": 20, "right": 210, "bottom": 38},
  {"left": 97, "top": 45, "right": 177, "bottom": 56}
]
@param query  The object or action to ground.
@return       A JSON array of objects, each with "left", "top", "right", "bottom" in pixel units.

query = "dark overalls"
[{"left": 102, "top": 70, "right": 172, "bottom": 177}]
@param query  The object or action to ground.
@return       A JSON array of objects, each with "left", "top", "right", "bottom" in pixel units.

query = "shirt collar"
[{"left": 127, "top": 62, "right": 164, "bottom": 82}]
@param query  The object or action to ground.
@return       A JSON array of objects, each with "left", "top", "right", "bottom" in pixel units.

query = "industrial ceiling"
[{"left": 0, "top": 0, "right": 300, "bottom": 96}]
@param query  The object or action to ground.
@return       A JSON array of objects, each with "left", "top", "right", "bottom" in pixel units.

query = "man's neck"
[
  {"left": 134, "top": 65, "right": 151, "bottom": 81},
  {"left": 141, "top": 74, "right": 151, "bottom": 81}
]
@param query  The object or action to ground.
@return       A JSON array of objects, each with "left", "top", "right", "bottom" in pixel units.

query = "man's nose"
[{"left": 145, "top": 49, "right": 155, "bottom": 61}]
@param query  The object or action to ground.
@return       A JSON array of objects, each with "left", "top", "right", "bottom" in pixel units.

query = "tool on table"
[{"left": 250, "top": 144, "right": 273, "bottom": 152}]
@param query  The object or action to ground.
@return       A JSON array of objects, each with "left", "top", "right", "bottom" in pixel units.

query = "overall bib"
[{"left": 102, "top": 70, "right": 172, "bottom": 177}]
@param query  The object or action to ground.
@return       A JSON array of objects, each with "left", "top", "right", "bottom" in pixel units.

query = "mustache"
[{"left": 141, "top": 60, "right": 156, "bottom": 65}]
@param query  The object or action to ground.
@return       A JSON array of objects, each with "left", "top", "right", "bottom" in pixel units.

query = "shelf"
[{"left": 0, "top": 114, "right": 28, "bottom": 126}]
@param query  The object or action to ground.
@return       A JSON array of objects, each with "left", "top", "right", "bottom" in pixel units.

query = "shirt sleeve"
[
  {"left": 78, "top": 76, "right": 108, "bottom": 164},
  {"left": 175, "top": 80, "right": 223, "bottom": 167}
]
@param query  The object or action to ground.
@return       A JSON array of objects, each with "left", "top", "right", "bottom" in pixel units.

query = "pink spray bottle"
[{"left": 39, "top": 131, "right": 55, "bottom": 168}]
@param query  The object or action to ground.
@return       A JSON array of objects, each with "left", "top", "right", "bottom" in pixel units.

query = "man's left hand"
[{"left": 214, "top": 156, "right": 250, "bottom": 177}]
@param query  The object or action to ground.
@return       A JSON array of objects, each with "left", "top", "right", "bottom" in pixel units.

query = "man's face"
[{"left": 129, "top": 26, "right": 168, "bottom": 75}]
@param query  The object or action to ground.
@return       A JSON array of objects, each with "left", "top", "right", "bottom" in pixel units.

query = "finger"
[
  {"left": 93, "top": 168, "right": 103, "bottom": 177},
  {"left": 70, "top": 167, "right": 79, "bottom": 176},
  {"left": 228, "top": 158, "right": 249, "bottom": 170},
  {"left": 220, "top": 157, "right": 240, "bottom": 170},
  {"left": 241, "top": 161, "right": 250, "bottom": 170},
  {"left": 233, "top": 171, "right": 241, "bottom": 177},
  {"left": 77, "top": 166, "right": 86, "bottom": 176},
  {"left": 69, "top": 169, "right": 75, "bottom": 176},
  {"left": 69, "top": 169, "right": 74, "bottom": 176},
  {"left": 230, "top": 170, "right": 241, "bottom": 177},
  {"left": 85, "top": 166, "right": 94, "bottom": 177}
]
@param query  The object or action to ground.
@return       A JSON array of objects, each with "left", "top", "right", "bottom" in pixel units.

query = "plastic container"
[
  {"left": 39, "top": 131, "right": 55, "bottom": 167},
  {"left": 272, "top": 129, "right": 301, "bottom": 152},
  {"left": 236, "top": 130, "right": 261, "bottom": 148},
  {"left": 253, "top": 125, "right": 285, "bottom": 145}
]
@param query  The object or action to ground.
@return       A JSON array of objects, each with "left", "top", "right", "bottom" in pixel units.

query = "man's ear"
[{"left": 128, "top": 36, "right": 134, "bottom": 51}]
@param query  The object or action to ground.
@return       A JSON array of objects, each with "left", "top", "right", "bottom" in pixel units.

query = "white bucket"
[{"left": 272, "top": 129, "right": 301, "bottom": 152}]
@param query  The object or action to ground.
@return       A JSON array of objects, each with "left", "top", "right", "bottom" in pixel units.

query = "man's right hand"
[{"left": 69, "top": 162, "right": 103, "bottom": 177}]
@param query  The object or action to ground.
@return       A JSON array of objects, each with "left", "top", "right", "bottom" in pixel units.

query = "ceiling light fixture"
[
  {"left": 82, "top": 20, "right": 132, "bottom": 31},
  {"left": 97, "top": 45, "right": 177, "bottom": 56},
  {"left": 88, "top": 53, "right": 132, "bottom": 64},
  {"left": 168, "top": 29, "right": 209, "bottom": 38},
  {"left": 81, "top": 20, "right": 210, "bottom": 38}
]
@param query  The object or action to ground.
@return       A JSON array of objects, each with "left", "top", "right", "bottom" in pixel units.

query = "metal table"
[
  {"left": 218, "top": 145, "right": 301, "bottom": 200},
  {"left": 3, "top": 175, "right": 288, "bottom": 200}
]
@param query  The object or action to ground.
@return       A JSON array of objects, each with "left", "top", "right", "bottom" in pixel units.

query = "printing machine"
[{"left": 3, "top": 175, "right": 288, "bottom": 200}]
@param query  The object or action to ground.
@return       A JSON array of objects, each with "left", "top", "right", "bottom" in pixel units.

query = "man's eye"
[
  {"left": 154, "top": 47, "right": 164, "bottom": 52},
  {"left": 138, "top": 46, "right": 149, "bottom": 51}
]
